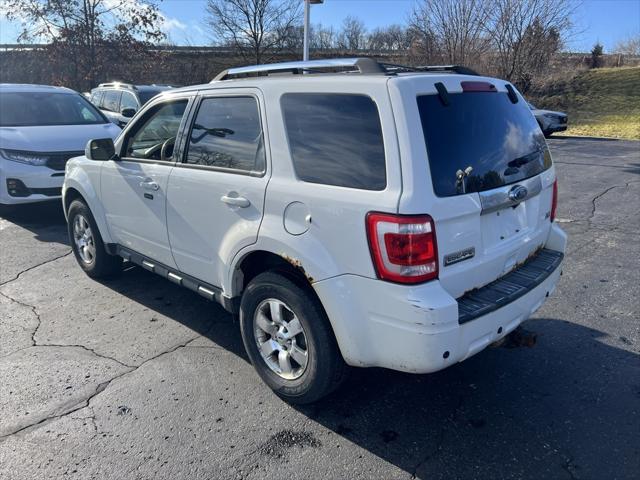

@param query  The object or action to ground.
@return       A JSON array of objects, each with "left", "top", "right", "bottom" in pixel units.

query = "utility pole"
[{"left": 303, "top": 0, "right": 324, "bottom": 61}]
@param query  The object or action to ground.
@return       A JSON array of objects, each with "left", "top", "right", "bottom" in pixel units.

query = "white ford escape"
[{"left": 63, "top": 58, "right": 566, "bottom": 403}]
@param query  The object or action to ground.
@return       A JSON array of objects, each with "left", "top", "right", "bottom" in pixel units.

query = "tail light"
[
  {"left": 366, "top": 212, "right": 438, "bottom": 284},
  {"left": 551, "top": 180, "right": 558, "bottom": 222}
]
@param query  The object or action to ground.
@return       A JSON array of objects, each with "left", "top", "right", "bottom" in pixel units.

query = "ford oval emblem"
[{"left": 508, "top": 185, "right": 528, "bottom": 202}]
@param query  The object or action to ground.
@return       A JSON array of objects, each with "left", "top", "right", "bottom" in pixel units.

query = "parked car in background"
[
  {"left": 529, "top": 102, "right": 568, "bottom": 137},
  {"left": 90, "top": 83, "right": 176, "bottom": 128},
  {"left": 63, "top": 58, "right": 565, "bottom": 403},
  {"left": 0, "top": 84, "right": 120, "bottom": 208}
]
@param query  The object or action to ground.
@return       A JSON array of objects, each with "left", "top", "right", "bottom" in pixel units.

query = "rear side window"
[
  {"left": 90, "top": 90, "right": 104, "bottom": 107},
  {"left": 417, "top": 91, "right": 551, "bottom": 197},
  {"left": 281, "top": 93, "right": 386, "bottom": 190},
  {"left": 102, "top": 90, "right": 121, "bottom": 112},
  {"left": 185, "top": 96, "right": 265, "bottom": 173}
]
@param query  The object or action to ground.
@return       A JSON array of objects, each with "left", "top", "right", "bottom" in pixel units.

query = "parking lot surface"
[{"left": 1, "top": 138, "right": 638, "bottom": 480}]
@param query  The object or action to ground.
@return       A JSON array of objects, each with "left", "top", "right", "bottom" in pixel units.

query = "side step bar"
[
  {"left": 114, "top": 245, "right": 239, "bottom": 314},
  {"left": 457, "top": 248, "right": 563, "bottom": 325}
]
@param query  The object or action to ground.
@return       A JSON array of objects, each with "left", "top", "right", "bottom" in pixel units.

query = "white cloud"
[{"left": 160, "top": 13, "right": 187, "bottom": 33}]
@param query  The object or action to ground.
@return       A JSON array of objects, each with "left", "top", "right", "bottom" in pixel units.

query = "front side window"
[
  {"left": 123, "top": 100, "right": 188, "bottom": 161},
  {"left": 120, "top": 91, "right": 138, "bottom": 112},
  {"left": 281, "top": 93, "right": 386, "bottom": 191},
  {"left": 185, "top": 96, "right": 265, "bottom": 173},
  {"left": 0, "top": 92, "right": 107, "bottom": 126},
  {"left": 102, "top": 90, "right": 121, "bottom": 112}
]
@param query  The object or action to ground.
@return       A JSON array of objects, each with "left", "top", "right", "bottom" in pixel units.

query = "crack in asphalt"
[
  {"left": 0, "top": 334, "right": 202, "bottom": 442},
  {"left": 0, "top": 250, "right": 72, "bottom": 286},
  {"left": 588, "top": 180, "right": 640, "bottom": 222},
  {"left": 0, "top": 291, "right": 134, "bottom": 368}
]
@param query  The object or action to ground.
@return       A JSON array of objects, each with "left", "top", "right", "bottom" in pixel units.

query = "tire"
[
  {"left": 239, "top": 271, "right": 348, "bottom": 404},
  {"left": 67, "top": 199, "right": 122, "bottom": 278}
]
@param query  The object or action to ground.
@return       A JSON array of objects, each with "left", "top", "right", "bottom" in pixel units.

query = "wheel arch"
[{"left": 63, "top": 170, "right": 113, "bottom": 244}]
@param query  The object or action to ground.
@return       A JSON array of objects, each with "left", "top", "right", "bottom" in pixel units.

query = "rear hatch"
[{"left": 407, "top": 78, "right": 556, "bottom": 299}]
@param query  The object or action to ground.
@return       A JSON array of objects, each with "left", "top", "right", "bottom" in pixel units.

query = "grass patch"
[{"left": 532, "top": 67, "right": 640, "bottom": 140}]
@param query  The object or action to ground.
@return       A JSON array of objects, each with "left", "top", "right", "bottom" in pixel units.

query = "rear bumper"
[
  {"left": 0, "top": 159, "right": 63, "bottom": 205},
  {"left": 314, "top": 223, "right": 567, "bottom": 373}
]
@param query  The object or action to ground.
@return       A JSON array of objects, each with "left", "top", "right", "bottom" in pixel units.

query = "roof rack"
[
  {"left": 379, "top": 63, "right": 480, "bottom": 76},
  {"left": 97, "top": 82, "right": 137, "bottom": 90},
  {"left": 212, "top": 58, "right": 479, "bottom": 82},
  {"left": 213, "top": 58, "right": 384, "bottom": 81}
]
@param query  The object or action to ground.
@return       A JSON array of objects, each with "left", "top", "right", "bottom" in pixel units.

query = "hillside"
[{"left": 532, "top": 66, "right": 640, "bottom": 140}]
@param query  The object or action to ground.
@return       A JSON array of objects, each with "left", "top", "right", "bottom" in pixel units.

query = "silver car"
[{"left": 529, "top": 102, "right": 568, "bottom": 137}]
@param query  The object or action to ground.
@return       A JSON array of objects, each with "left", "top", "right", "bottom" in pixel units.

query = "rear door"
[
  {"left": 166, "top": 89, "right": 269, "bottom": 288},
  {"left": 390, "top": 76, "right": 556, "bottom": 298}
]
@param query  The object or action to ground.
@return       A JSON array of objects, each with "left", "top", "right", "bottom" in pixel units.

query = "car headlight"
[
  {"left": 0, "top": 149, "right": 50, "bottom": 166},
  {"left": 543, "top": 113, "right": 560, "bottom": 120}
]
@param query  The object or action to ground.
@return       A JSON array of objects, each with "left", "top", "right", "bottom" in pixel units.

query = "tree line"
[{"left": 3, "top": 0, "right": 639, "bottom": 93}]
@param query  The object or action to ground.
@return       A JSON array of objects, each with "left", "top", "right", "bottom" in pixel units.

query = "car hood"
[
  {"left": 531, "top": 108, "right": 566, "bottom": 117},
  {"left": 0, "top": 123, "right": 121, "bottom": 152}
]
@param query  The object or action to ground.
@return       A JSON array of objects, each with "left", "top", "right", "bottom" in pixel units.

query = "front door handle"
[
  {"left": 221, "top": 193, "right": 250, "bottom": 208},
  {"left": 140, "top": 179, "right": 159, "bottom": 191}
]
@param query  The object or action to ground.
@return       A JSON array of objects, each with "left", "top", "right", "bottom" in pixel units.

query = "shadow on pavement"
[
  {"left": 0, "top": 201, "right": 69, "bottom": 244},
  {"left": 102, "top": 265, "right": 639, "bottom": 480}
]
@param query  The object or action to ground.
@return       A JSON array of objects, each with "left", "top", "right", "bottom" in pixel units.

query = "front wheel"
[
  {"left": 67, "top": 199, "right": 122, "bottom": 278},
  {"left": 239, "top": 271, "right": 348, "bottom": 404}
]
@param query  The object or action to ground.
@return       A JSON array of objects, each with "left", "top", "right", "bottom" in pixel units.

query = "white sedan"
[{"left": 0, "top": 84, "right": 121, "bottom": 206}]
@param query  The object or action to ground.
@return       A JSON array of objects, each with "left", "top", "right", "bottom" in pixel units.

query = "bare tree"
[
  {"left": 205, "top": 0, "right": 302, "bottom": 64},
  {"left": 337, "top": 15, "right": 367, "bottom": 51},
  {"left": 488, "top": 0, "right": 576, "bottom": 89},
  {"left": 311, "top": 22, "right": 336, "bottom": 51},
  {"left": 2, "top": 0, "right": 165, "bottom": 90},
  {"left": 409, "top": 0, "right": 490, "bottom": 66},
  {"left": 369, "top": 25, "right": 411, "bottom": 51},
  {"left": 613, "top": 35, "right": 640, "bottom": 56}
]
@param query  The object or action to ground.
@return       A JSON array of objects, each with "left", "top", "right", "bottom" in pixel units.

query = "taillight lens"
[
  {"left": 366, "top": 212, "right": 438, "bottom": 284},
  {"left": 551, "top": 179, "right": 558, "bottom": 222}
]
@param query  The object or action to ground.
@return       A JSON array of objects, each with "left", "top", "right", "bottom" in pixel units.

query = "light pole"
[{"left": 303, "top": 0, "right": 324, "bottom": 61}]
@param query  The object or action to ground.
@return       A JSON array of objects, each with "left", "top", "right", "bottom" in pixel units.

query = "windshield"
[
  {"left": 417, "top": 92, "right": 551, "bottom": 197},
  {"left": 138, "top": 90, "right": 166, "bottom": 105},
  {"left": 0, "top": 92, "right": 108, "bottom": 127}
]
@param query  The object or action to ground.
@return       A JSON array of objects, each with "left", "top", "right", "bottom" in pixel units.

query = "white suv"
[{"left": 63, "top": 58, "right": 566, "bottom": 403}]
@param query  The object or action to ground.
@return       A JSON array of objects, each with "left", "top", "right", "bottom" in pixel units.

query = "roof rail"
[
  {"left": 415, "top": 65, "right": 480, "bottom": 76},
  {"left": 212, "top": 58, "right": 480, "bottom": 82},
  {"left": 97, "top": 82, "right": 137, "bottom": 90},
  {"left": 212, "top": 57, "right": 384, "bottom": 81}
]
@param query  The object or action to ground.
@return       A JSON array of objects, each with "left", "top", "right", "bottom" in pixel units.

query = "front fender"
[{"left": 63, "top": 159, "right": 112, "bottom": 244}]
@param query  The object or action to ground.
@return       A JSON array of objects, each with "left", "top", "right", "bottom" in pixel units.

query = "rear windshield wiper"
[{"left": 504, "top": 149, "right": 542, "bottom": 176}]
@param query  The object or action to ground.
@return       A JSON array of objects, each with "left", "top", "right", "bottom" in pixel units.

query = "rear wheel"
[
  {"left": 67, "top": 199, "right": 122, "bottom": 278},
  {"left": 239, "top": 271, "right": 347, "bottom": 404}
]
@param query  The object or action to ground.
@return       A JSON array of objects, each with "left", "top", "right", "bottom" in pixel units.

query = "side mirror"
[
  {"left": 121, "top": 107, "right": 136, "bottom": 118},
  {"left": 85, "top": 138, "right": 116, "bottom": 161}
]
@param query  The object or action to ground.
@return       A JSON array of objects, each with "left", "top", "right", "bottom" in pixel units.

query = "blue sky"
[{"left": 1, "top": 0, "right": 639, "bottom": 52}]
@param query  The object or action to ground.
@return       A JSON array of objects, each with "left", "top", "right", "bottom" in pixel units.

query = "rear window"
[
  {"left": 0, "top": 92, "right": 107, "bottom": 127},
  {"left": 281, "top": 93, "right": 386, "bottom": 191},
  {"left": 417, "top": 91, "right": 551, "bottom": 197}
]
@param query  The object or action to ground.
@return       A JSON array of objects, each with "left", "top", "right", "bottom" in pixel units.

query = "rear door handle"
[
  {"left": 221, "top": 193, "right": 250, "bottom": 208},
  {"left": 140, "top": 179, "right": 159, "bottom": 191}
]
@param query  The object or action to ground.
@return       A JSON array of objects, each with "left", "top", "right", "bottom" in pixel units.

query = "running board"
[{"left": 116, "top": 246, "right": 239, "bottom": 314}]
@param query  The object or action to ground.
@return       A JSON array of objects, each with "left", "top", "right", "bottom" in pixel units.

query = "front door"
[
  {"left": 101, "top": 97, "right": 191, "bottom": 268},
  {"left": 166, "top": 91, "right": 269, "bottom": 288}
]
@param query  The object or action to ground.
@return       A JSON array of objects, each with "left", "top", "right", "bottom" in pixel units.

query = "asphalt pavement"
[{"left": 0, "top": 137, "right": 638, "bottom": 480}]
